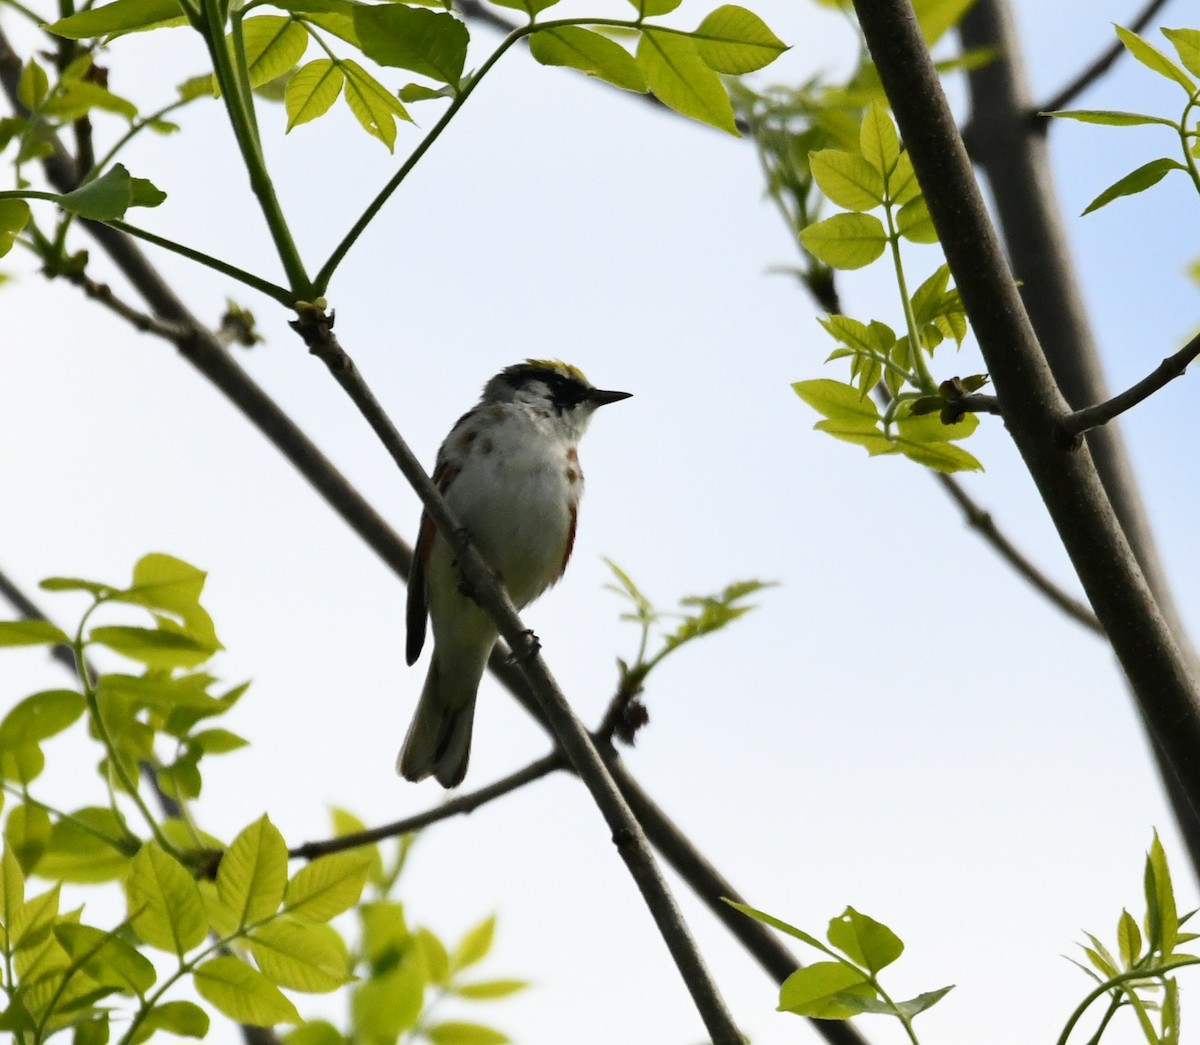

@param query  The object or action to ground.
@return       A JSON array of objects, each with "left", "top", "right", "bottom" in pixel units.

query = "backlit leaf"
[
  {"left": 810, "top": 149, "right": 884, "bottom": 211},
  {"left": 56, "top": 164, "right": 166, "bottom": 221},
  {"left": 55, "top": 923, "right": 157, "bottom": 994},
  {"left": 778, "top": 961, "right": 876, "bottom": 1019},
  {"left": 1081, "top": 157, "right": 1186, "bottom": 215},
  {"left": 342, "top": 60, "right": 410, "bottom": 151},
  {"left": 826, "top": 907, "right": 903, "bottom": 974},
  {"left": 218, "top": 815, "right": 288, "bottom": 927},
  {"left": 285, "top": 850, "right": 372, "bottom": 922},
  {"left": 529, "top": 27, "right": 646, "bottom": 93},
  {"left": 799, "top": 212, "right": 887, "bottom": 269},
  {"left": 354, "top": 5, "right": 467, "bottom": 86},
  {"left": 1163, "top": 27, "right": 1200, "bottom": 77},
  {"left": 130, "top": 1000, "right": 209, "bottom": 1043},
  {"left": 427, "top": 1023, "right": 510, "bottom": 1045},
  {"left": 0, "top": 621, "right": 68, "bottom": 648},
  {"left": 1116, "top": 25, "right": 1195, "bottom": 92},
  {"left": 859, "top": 101, "right": 899, "bottom": 179},
  {"left": 248, "top": 920, "right": 350, "bottom": 992},
  {"left": 286, "top": 59, "right": 344, "bottom": 130},
  {"left": 46, "top": 0, "right": 182, "bottom": 38},
  {"left": 1044, "top": 109, "right": 1177, "bottom": 128},
  {"left": 452, "top": 915, "right": 494, "bottom": 971},
  {"left": 195, "top": 955, "right": 301, "bottom": 1025},
  {"left": 126, "top": 842, "right": 207, "bottom": 954},
  {"left": 0, "top": 199, "right": 31, "bottom": 258},
  {"left": 89, "top": 625, "right": 215, "bottom": 669},
  {"left": 237, "top": 16, "right": 308, "bottom": 88},
  {"left": 690, "top": 5, "right": 787, "bottom": 74},
  {"left": 636, "top": 29, "right": 736, "bottom": 135},
  {"left": 0, "top": 690, "right": 85, "bottom": 747}
]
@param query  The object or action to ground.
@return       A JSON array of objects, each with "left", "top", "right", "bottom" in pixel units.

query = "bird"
[{"left": 399, "top": 359, "right": 632, "bottom": 787}]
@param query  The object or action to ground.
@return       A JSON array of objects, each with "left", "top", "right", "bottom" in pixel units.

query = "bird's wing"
[{"left": 406, "top": 459, "right": 459, "bottom": 666}]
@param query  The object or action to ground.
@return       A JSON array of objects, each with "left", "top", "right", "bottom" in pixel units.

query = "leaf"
[
  {"left": 342, "top": 60, "right": 410, "bottom": 152},
  {"left": 723, "top": 900, "right": 831, "bottom": 954},
  {"left": 55, "top": 923, "right": 157, "bottom": 995},
  {"left": 416, "top": 926, "right": 450, "bottom": 984},
  {"left": 1081, "top": 157, "right": 1187, "bottom": 215},
  {"left": 46, "top": 0, "right": 183, "bottom": 38},
  {"left": 624, "top": 0, "right": 681, "bottom": 16},
  {"left": 810, "top": 149, "right": 884, "bottom": 211},
  {"left": 286, "top": 59, "right": 344, "bottom": 130},
  {"left": 484, "top": 0, "right": 559, "bottom": 17},
  {"left": 427, "top": 1023, "right": 510, "bottom": 1045},
  {"left": 897, "top": 196, "right": 937, "bottom": 243},
  {"left": 89, "top": 625, "right": 216, "bottom": 669},
  {"left": 130, "top": 1001, "right": 210, "bottom": 1043},
  {"left": 1044, "top": 109, "right": 1177, "bottom": 128},
  {"left": 912, "top": 0, "right": 972, "bottom": 46},
  {"left": 37, "top": 807, "right": 130, "bottom": 883},
  {"left": 191, "top": 728, "right": 248, "bottom": 754},
  {"left": 126, "top": 842, "right": 208, "bottom": 955},
  {"left": 18, "top": 60, "right": 48, "bottom": 109},
  {"left": 792, "top": 378, "right": 880, "bottom": 431},
  {"left": 43, "top": 79, "right": 138, "bottom": 120},
  {"left": 195, "top": 955, "right": 302, "bottom": 1026},
  {"left": 636, "top": 29, "right": 737, "bottom": 136},
  {"left": 896, "top": 438, "right": 983, "bottom": 472},
  {"left": 893, "top": 985, "right": 954, "bottom": 1018},
  {"left": 528, "top": 27, "right": 646, "bottom": 93},
  {"left": 453, "top": 979, "right": 529, "bottom": 999},
  {"left": 0, "top": 199, "right": 31, "bottom": 258},
  {"left": 352, "top": 961, "right": 424, "bottom": 1039},
  {"left": 826, "top": 907, "right": 903, "bottom": 974},
  {"left": 0, "top": 620, "right": 69, "bottom": 648},
  {"left": 1145, "top": 832, "right": 1179, "bottom": 955},
  {"left": 0, "top": 846, "right": 25, "bottom": 948},
  {"left": 690, "top": 5, "right": 787, "bottom": 75},
  {"left": 39, "top": 576, "right": 113, "bottom": 595},
  {"left": 1163, "top": 28, "right": 1200, "bottom": 78},
  {"left": 248, "top": 920, "right": 350, "bottom": 992},
  {"left": 218, "top": 815, "right": 288, "bottom": 928},
  {"left": 452, "top": 915, "right": 494, "bottom": 971},
  {"left": 285, "top": 850, "right": 372, "bottom": 922},
  {"left": 5, "top": 805, "right": 50, "bottom": 872},
  {"left": 283, "top": 1020, "right": 342, "bottom": 1045},
  {"left": 0, "top": 690, "right": 85, "bottom": 748},
  {"left": 1116, "top": 25, "right": 1196, "bottom": 92},
  {"left": 778, "top": 961, "right": 876, "bottom": 1019},
  {"left": 56, "top": 164, "right": 166, "bottom": 221},
  {"left": 1118, "top": 908, "right": 1142, "bottom": 967},
  {"left": 236, "top": 16, "right": 308, "bottom": 89},
  {"left": 354, "top": 5, "right": 468, "bottom": 86},
  {"left": 859, "top": 101, "right": 900, "bottom": 179},
  {"left": 799, "top": 213, "right": 887, "bottom": 269}
]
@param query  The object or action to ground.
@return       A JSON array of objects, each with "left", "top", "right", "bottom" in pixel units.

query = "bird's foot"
[{"left": 508, "top": 630, "right": 541, "bottom": 663}]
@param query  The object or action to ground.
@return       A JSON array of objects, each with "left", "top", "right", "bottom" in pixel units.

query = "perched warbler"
[{"left": 399, "top": 360, "right": 632, "bottom": 787}]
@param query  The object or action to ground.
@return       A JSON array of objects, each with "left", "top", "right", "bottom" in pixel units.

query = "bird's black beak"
[{"left": 589, "top": 388, "right": 633, "bottom": 407}]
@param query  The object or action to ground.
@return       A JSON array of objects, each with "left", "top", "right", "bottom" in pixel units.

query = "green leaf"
[
  {"left": 1081, "top": 157, "right": 1187, "bottom": 215},
  {"left": 236, "top": 16, "right": 309, "bottom": 88},
  {"left": 1118, "top": 908, "right": 1142, "bottom": 967},
  {"left": 859, "top": 101, "right": 899, "bottom": 179},
  {"left": 18, "top": 60, "right": 48, "bottom": 109},
  {"left": 892, "top": 985, "right": 954, "bottom": 1018},
  {"left": 724, "top": 900, "right": 831, "bottom": 954},
  {"left": 1044, "top": 108, "right": 1177, "bottom": 128},
  {"left": 398, "top": 82, "right": 454, "bottom": 102},
  {"left": 46, "top": 0, "right": 183, "bottom": 38},
  {"left": 778, "top": 961, "right": 876, "bottom": 1019},
  {"left": 529, "top": 27, "right": 646, "bottom": 93},
  {"left": 130, "top": 1000, "right": 209, "bottom": 1043},
  {"left": 0, "top": 690, "right": 85, "bottom": 747},
  {"left": 283, "top": 1019, "right": 342, "bottom": 1045},
  {"left": 0, "top": 745, "right": 44, "bottom": 786},
  {"left": 354, "top": 5, "right": 468, "bottom": 86},
  {"left": 126, "top": 842, "right": 208, "bottom": 955},
  {"left": 330, "top": 807, "right": 382, "bottom": 884},
  {"left": 5, "top": 804, "right": 50, "bottom": 873},
  {"left": 792, "top": 378, "right": 880, "bottom": 430},
  {"left": 286, "top": 59, "right": 344, "bottom": 130},
  {"left": 427, "top": 1023, "right": 510, "bottom": 1045},
  {"left": 1116, "top": 25, "right": 1196, "bottom": 92},
  {"left": 352, "top": 961, "right": 424, "bottom": 1039},
  {"left": 484, "top": 0, "right": 559, "bottom": 17},
  {"left": 912, "top": 0, "right": 972, "bottom": 45},
  {"left": 0, "top": 199, "right": 31, "bottom": 258},
  {"left": 56, "top": 164, "right": 166, "bottom": 221},
  {"left": 453, "top": 978, "right": 529, "bottom": 999},
  {"left": 0, "top": 845, "right": 25, "bottom": 947},
  {"left": 195, "top": 955, "right": 302, "bottom": 1026},
  {"left": 452, "top": 915, "right": 494, "bottom": 971},
  {"left": 636, "top": 29, "right": 737, "bottom": 136},
  {"left": 360, "top": 901, "right": 410, "bottom": 965},
  {"left": 889, "top": 150, "right": 921, "bottom": 205},
  {"left": 37, "top": 807, "right": 130, "bottom": 883},
  {"left": 897, "top": 196, "right": 937, "bottom": 243},
  {"left": 416, "top": 926, "right": 450, "bottom": 984},
  {"left": 342, "top": 60, "right": 410, "bottom": 152},
  {"left": 826, "top": 907, "right": 903, "bottom": 974},
  {"left": 1163, "top": 28, "right": 1200, "bottom": 78},
  {"left": 1145, "top": 832, "right": 1179, "bottom": 954},
  {"left": 624, "top": 0, "right": 681, "bottom": 16},
  {"left": 218, "top": 815, "right": 288, "bottom": 928},
  {"left": 285, "top": 850, "right": 372, "bottom": 922},
  {"left": 43, "top": 79, "right": 138, "bottom": 120},
  {"left": 0, "top": 620, "right": 69, "bottom": 648},
  {"left": 799, "top": 213, "right": 887, "bottom": 269},
  {"left": 191, "top": 728, "right": 248, "bottom": 754},
  {"left": 55, "top": 923, "right": 157, "bottom": 995},
  {"left": 690, "top": 5, "right": 787, "bottom": 74},
  {"left": 89, "top": 625, "right": 215, "bottom": 669},
  {"left": 896, "top": 438, "right": 983, "bottom": 472},
  {"left": 810, "top": 150, "right": 884, "bottom": 211},
  {"left": 249, "top": 920, "right": 350, "bottom": 992},
  {"left": 39, "top": 576, "right": 113, "bottom": 595}
]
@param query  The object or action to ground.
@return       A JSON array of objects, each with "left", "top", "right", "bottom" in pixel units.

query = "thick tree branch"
[
  {"left": 960, "top": 0, "right": 1200, "bottom": 871},
  {"left": 1060, "top": 330, "right": 1200, "bottom": 440},
  {"left": 855, "top": 0, "right": 1200, "bottom": 816},
  {"left": 1038, "top": 0, "right": 1174, "bottom": 116}
]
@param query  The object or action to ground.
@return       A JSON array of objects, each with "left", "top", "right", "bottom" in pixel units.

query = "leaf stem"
[
  {"left": 1056, "top": 958, "right": 1200, "bottom": 1045},
  {"left": 883, "top": 201, "right": 935, "bottom": 393}
]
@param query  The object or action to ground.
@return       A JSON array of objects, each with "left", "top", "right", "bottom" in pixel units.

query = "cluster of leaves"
[
  {"left": 1059, "top": 834, "right": 1199, "bottom": 1045},
  {"left": 729, "top": 899, "right": 952, "bottom": 1042},
  {"left": 603, "top": 561, "right": 771, "bottom": 740},
  {"left": 0, "top": 554, "right": 524, "bottom": 1044},
  {"left": 1046, "top": 26, "right": 1200, "bottom": 216}
]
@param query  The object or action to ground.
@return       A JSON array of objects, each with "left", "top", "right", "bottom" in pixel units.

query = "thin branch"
[
  {"left": 1038, "top": 0, "right": 1174, "bottom": 117},
  {"left": 933, "top": 475, "right": 1104, "bottom": 634},
  {"left": 1060, "top": 330, "right": 1200, "bottom": 440},
  {"left": 56, "top": 268, "right": 193, "bottom": 341},
  {"left": 0, "top": 565, "right": 79, "bottom": 676},
  {"left": 289, "top": 752, "right": 565, "bottom": 861},
  {"left": 291, "top": 311, "right": 745, "bottom": 1045}
]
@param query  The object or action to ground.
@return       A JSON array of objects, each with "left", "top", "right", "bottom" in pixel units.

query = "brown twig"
[
  {"left": 1060, "top": 330, "right": 1200, "bottom": 440},
  {"left": 1037, "top": 0, "right": 1175, "bottom": 117}
]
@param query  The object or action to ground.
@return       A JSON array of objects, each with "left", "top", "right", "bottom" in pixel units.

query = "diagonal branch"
[
  {"left": 1037, "top": 0, "right": 1174, "bottom": 116},
  {"left": 1060, "top": 330, "right": 1200, "bottom": 440}
]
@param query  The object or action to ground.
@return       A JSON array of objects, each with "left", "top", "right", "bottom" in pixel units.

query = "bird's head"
[{"left": 483, "top": 360, "right": 632, "bottom": 428}]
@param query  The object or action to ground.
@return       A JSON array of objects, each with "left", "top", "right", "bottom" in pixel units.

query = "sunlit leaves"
[
  {"left": 55, "top": 923, "right": 157, "bottom": 995},
  {"left": 0, "top": 621, "right": 69, "bottom": 648},
  {"left": 238, "top": 16, "right": 309, "bottom": 89},
  {"left": 485, "top": 0, "right": 560, "bottom": 19},
  {"left": 0, "top": 199, "right": 30, "bottom": 258},
  {"left": 342, "top": 60, "right": 411, "bottom": 152},
  {"left": 286, "top": 59, "right": 344, "bottom": 130},
  {"left": 690, "top": 6, "right": 787, "bottom": 75},
  {"left": 285, "top": 850, "right": 374, "bottom": 921},
  {"left": 248, "top": 921, "right": 351, "bottom": 992},
  {"left": 195, "top": 955, "right": 302, "bottom": 1025},
  {"left": 809, "top": 150, "right": 884, "bottom": 211},
  {"left": 1116, "top": 24, "right": 1196, "bottom": 93},
  {"left": 1163, "top": 27, "right": 1200, "bottom": 77},
  {"left": 46, "top": 0, "right": 184, "bottom": 39},
  {"left": 218, "top": 815, "right": 288, "bottom": 929},
  {"left": 779, "top": 961, "right": 875, "bottom": 1018},
  {"left": 1081, "top": 158, "right": 1187, "bottom": 216},
  {"left": 529, "top": 28, "right": 646, "bottom": 94},
  {"left": 354, "top": 5, "right": 468, "bottom": 87},
  {"left": 800, "top": 212, "right": 887, "bottom": 269},
  {"left": 126, "top": 843, "right": 208, "bottom": 955},
  {"left": 636, "top": 29, "right": 737, "bottom": 136},
  {"left": 0, "top": 691, "right": 84, "bottom": 748},
  {"left": 56, "top": 164, "right": 167, "bottom": 221}
]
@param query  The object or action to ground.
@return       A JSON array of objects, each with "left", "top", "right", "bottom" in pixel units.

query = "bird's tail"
[{"left": 397, "top": 653, "right": 484, "bottom": 788}]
